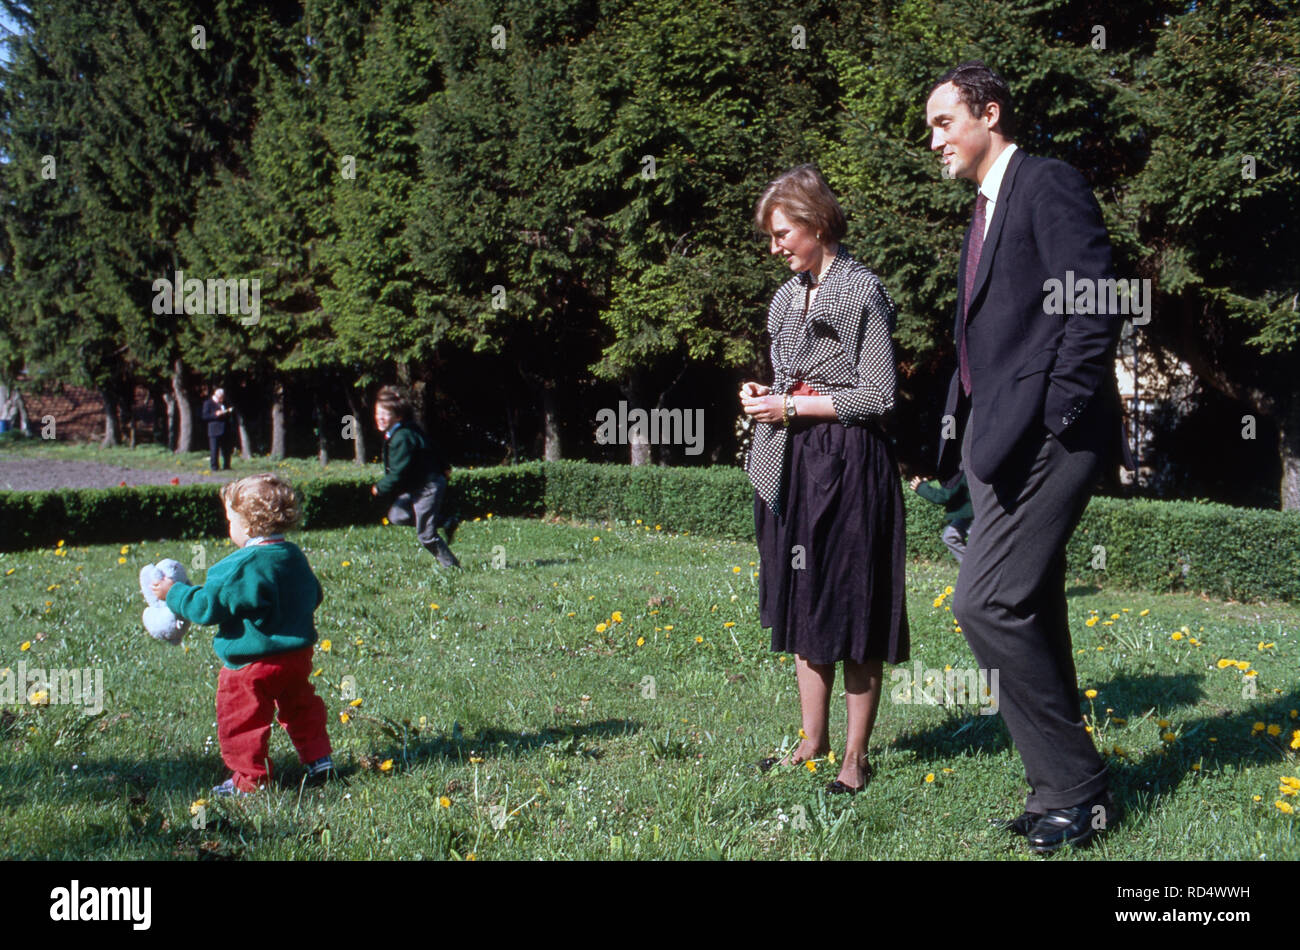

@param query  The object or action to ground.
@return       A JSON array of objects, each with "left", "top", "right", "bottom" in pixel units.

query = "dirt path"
[{"left": 0, "top": 458, "right": 232, "bottom": 491}]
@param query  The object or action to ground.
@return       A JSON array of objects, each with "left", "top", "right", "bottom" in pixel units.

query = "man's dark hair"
[{"left": 930, "top": 61, "right": 1017, "bottom": 140}]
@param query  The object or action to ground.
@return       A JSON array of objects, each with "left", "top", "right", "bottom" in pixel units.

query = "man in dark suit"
[
  {"left": 202, "top": 387, "right": 234, "bottom": 472},
  {"left": 926, "top": 62, "right": 1132, "bottom": 853}
]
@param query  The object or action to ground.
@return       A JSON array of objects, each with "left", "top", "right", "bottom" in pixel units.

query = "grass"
[
  {"left": 0, "top": 515, "right": 1297, "bottom": 860},
  {"left": 0, "top": 437, "right": 383, "bottom": 482}
]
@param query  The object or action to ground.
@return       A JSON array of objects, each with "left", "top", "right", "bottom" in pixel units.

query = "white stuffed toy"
[{"left": 139, "top": 559, "right": 190, "bottom": 645}]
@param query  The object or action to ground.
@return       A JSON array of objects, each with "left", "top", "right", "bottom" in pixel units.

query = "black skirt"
[{"left": 755, "top": 419, "right": 910, "bottom": 665}]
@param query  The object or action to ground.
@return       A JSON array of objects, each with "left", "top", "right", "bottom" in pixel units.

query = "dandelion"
[
  {"left": 664, "top": 625, "right": 673, "bottom": 631},
  {"left": 381, "top": 517, "right": 389, "bottom": 525},
  {"left": 342, "top": 560, "right": 351, "bottom": 567},
  {"left": 827, "top": 751, "right": 837, "bottom": 764},
  {"left": 567, "top": 612, "right": 575, "bottom": 617},
  {"left": 190, "top": 799, "right": 207, "bottom": 815},
  {"left": 29, "top": 689, "right": 49, "bottom": 705},
  {"left": 1110, "top": 613, "right": 1120, "bottom": 620},
  {"left": 3, "top": 569, "right": 12, "bottom": 576},
  {"left": 592, "top": 536, "right": 600, "bottom": 542},
  {"left": 56, "top": 540, "right": 64, "bottom": 548},
  {"left": 320, "top": 640, "right": 332, "bottom": 652},
  {"left": 1085, "top": 689, "right": 1098, "bottom": 699},
  {"left": 1157, "top": 718, "right": 1170, "bottom": 728},
  {"left": 1216, "top": 658, "right": 1234, "bottom": 668},
  {"left": 1189, "top": 638, "right": 1200, "bottom": 646},
  {"left": 805, "top": 761, "right": 817, "bottom": 773},
  {"left": 1282, "top": 777, "right": 1300, "bottom": 789},
  {"left": 1292, "top": 731, "right": 1300, "bottom": 751},
  {"left": 1252, "top": 795, "right": 1262, "bottom": 802},
  {"left": 1276, "top": 801, "right": 1294, "bottom": 814},
  {"left": 799, "top": 728, "right": 809, "bottom": 740},
  {"left": 932, "top": 596, "right": 945, "bottom": 608},
  {"left": 486, "top": 513, "right": 493, "bottom": 519},
  {"left": 120, "top": 545, "right": 129, "bottom": 555},
  {"left": 723, "top": 621, "right": 736, "bottom": 628},
  {"left": 1171, "top": 631, "right": 1183, "bottom": 641},
  {"left": 1139, "top": 609, "right": 1150, "bottom": 616},
  {"left": 1191, "top": 763, "right": 1201, "bottom": 772},
  {"left": 1268, "top": 724, "right": 1282, "bottom": 737},
  {"left": 470, "top": 757, "right": 484, "bottom": 764},
  {"left": 20, "top": 642, "right": 30, "bottom": 652},
  {"left": 595, "top": 623, "right": 608, "bottom": 634},
  {"left": 924, "top": 773, "right": 935, "bottom": 783},
  {"left": 117, "top": 557, "right": 126, "bottom": 565},
  {"left": 1252, "top": 722, "right": 1265, "bottom": 734},
  {"left": 944, "top": 586, "right": 953, "bottom": 595},
  {"left": 312, "top": 668, "right": 322, "bottom": 677},
  {"left": 349, "top": 698, "right": 362, "bottom": 707},
  {"left": 1235, "top": 661, "right": 1250, "bottom": 671},
  {"left": 636, "top": 637, "right": 645, "bottom": 647},
  {"left": 1085, "top": 617, "right": 1098, "bottom": 627},
  {"left": 694, "top": 636, "right": 703, "bottom": 644},
  {"left": 732, "top": 567, "right": 741, "bottom": 574},
  {"left": 339, "top": 713, "right": 350, "bottom": 724},
  {"left": 429, "top": 603, "right": 439, "bottom": 610},
  {"left": 611, "top": 611, "right": 623, "bottom": 623},
  {"left": 1258, "top": 642, "right": 1275, "bottom": 651},
  {"left": 439, "top": 796, "right": 451, "bottom": 808}
]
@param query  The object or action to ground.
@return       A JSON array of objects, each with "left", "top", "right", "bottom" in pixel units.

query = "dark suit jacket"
[
  {"left": 936, "top": 148, "right": 1131, "bottom": 484},
  {"left": 202, "top": 398, "right": 231, "bottom": 438}
]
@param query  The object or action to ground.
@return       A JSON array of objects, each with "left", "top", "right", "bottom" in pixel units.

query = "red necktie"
[{"left": 959, "top": 192, "right": 988, "bottom": 397}]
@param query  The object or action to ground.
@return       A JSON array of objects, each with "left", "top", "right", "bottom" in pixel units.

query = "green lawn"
[{"left": 1, "top": 515, "right": 1297, "bottom": 860}]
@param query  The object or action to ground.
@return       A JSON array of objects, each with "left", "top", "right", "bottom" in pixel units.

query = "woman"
[{"left": 740, "top": 165, "right": 909, "bottom": 794}]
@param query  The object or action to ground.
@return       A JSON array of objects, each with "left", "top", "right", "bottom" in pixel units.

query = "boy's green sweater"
[
  {"left": 165, "top": 541, "right": 323, "bottom": 670},
  {"left": 915, "top": 477, "right": 974, "bottom": 525}
]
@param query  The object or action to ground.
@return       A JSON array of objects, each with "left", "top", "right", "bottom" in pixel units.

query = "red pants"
[{"left": 216, "top": 646, "right": 331, "bottom": 792}]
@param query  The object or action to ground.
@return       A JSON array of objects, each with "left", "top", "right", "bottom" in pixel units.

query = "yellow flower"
[
  {"left": 1085, "top": 725, "right": 1093, "bottom": 733},
  {"left": 1085, "top": 689, "right": 1098, "bottom": 699},
  {"left": 932, "top": 597, "right": 945, "bottom": 608},
  {"left": 1101, "top": 620, "right": 1113, "bottom": 626},
  {"left": 1291, "top": 710, "right": 1299, "bottom": 719},
  {"left": 29, "top": 689, "right": 49, "bottom": 705},
  {"left": 1281, "top": 777, "right": 1300, "bottom": 789},
  {"left": 567, "top": 612, "right": 575, "bottom": 617},
  {"left": 924, "top": 773, "right": 935, "bottom": 783},
  {"left": 636, "top": 637, "right": 645, "bottom": 647},
  {"left": 1252, "top": 795, "right": 1262, "bottom": 802},
  {"left": 1291, "top": 731, "right": 1300, "bottom": 750},
  {"left": 1258, "top": 641, "right": 1275, "bottom": 651},
  {"left": 1235, "top": 660, "right": 1251, "bottom": 671},
  {"left": 611, "top": 611, "right": 623, "bottom": 623},
  {"left": 1085, "top": 617, "right": 1098, "bottom": 627},
  {"left": 1279, "top": 785, "right": 1298, "bottom": 797},
  {"left": 379, "top": 759, "right": 393, "bottom": 772},
  {"left": 1189, "top": 637, "right": 1199, "bottom": 645},
  {"left": 1171, "top": 631, "right": 1183, "bottom": 641},
  {"left": 595, "top": 623, "right": 608, "bottom": 633},
  {"left": 827, "top": 751, "right": 836, "bottom": 764},
  {"left": 439, "top": 796, "right": 451, "bottom": 808},
  {"left": 311, "top": 668, "right": 322, "bottom": 677},
  {"left": 944, "top": 586, "right": 953, "bottom": 595},
  {"left": 723, "top": 621, "right": 736, "bottom": 628},
  {"left": 732, "top": 567, "right": 741, "bottom": 574},
  {"left": 341, "top": 560, "right": 351, "bottom": 567},
  {"left": 1190, "top": 763, "right": 1201, "bottom": 772},
  {"left": 429, "top": 603, "right": 439, "bottom": 610},
  {"left": 120, "top": 545, "right": 130, "bottom": 554},
  {"left": 190, "top": 799, "right": 207, "bottom": 815},
  {"left": 1252, "top": 721, "right": 1265, "bottom": 733},
  {"left": 381, "top": 517, "right": 389, "bottom": 525},
  {"left": 694, "top": 636, "right": 703, "bottom": 644},
  {"left": 320, "top": 640, "right": 332, "bottom": 652},
  {"left": 664, "top": 624, "right": 673, "bottom": 631},
  {"left": 3, "top": 568, "right": 13, "bottom": 576},
  {"left": 592, "top": 536, "right": 600, "bottom": 542},
  {"left": 20, "top": 641, "right": 30, "bottom": 652},
  {"left": 1157, "top": 718, "right": 1170, "bottom": 728},
  {"left": 655, "top": 524, "right": 661, "bottom": 531},
  {"left": 1110, "top": 613, "right": 1120, "bottom": 620},
  {"left": 1276, "top": 801, "right": 1294, "bottom": 814},
  {"left": 1139, "top": 609, "right": 1149, "bottom": 616},
  {"left": 469, "top": 757, "right": 484, "bottom": 764},
  {"left": 635, "top": 519, "right": 642, "bottom": 524},
  {"left": 805, "top": 761, "right": 817, "bottom": 773},
  {"left": 1162, "top": 732, "right": 1176, "bottom": 743},
  {"left": 798, "top": 728, "right": 809, "bottom": 740},
  {"left": 1216, "top": 658, "right": 1233, "bottom": 668},
  {"left": 56, "top": 540, "right": 64, "bottom": 547},
  {"left": 349, "top": 698, "right": 362, "bottom": 707},
  {"left": 486, "top": 513, "right": 493, "bottom": 519},
  {"left": 1267, "top": 724, "right": 1281, "bottom": 737},
  {"left": 117, "top": 556, "right": 126, "bottom": 564},
  {"left": 339, "top": 713, "right": 350, "bottom": 723}
]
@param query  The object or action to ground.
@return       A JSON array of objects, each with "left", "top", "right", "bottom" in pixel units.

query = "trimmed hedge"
[{"left": 2, "top": 460, "right": 1296, "bottom": 602}]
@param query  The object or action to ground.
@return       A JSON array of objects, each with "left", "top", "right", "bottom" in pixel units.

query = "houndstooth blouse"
[{"left": 744, "top": 246, "right": 899, "bottom": 515}]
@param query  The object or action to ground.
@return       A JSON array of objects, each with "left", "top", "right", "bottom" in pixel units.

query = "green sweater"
[
  {"left": 915, "top": 476, "right": 973, "bottom": 525},
  {"left": 165, "top": 541, "right": 323, "bottom": 670},
  {"left": 377, "top": 423, "right": 433, "bottom": 497}
]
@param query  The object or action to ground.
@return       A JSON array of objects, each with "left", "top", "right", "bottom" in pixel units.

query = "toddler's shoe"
[
  {"left": 304, "top": 756, "right": 335, "bottom": 787},
  {"left": 212, "top": 776, "right": 254, "bottom": 797}
]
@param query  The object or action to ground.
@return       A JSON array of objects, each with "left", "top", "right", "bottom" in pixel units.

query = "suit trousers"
[{"left": 954, "top": 410, "right": 1109, "bottom": 812}]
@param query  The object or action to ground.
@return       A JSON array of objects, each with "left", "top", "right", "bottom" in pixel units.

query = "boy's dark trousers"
[{"left": 388, "top": 474, "right": 459, "bottom": 566}]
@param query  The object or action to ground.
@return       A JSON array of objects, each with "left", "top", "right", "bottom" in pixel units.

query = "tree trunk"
[
  {"left": 1279, "top": 389, "right": 1300, "bottom": 511},
  {"left": 344, "top": 387, "right": 367, "bottom": 463},
  {"left": 162, "top": 390, "right": 177, "bottom": 450},
  {"left": 542, "top": 384, "right": 562, "bottom": 461},
  {"left": 270, "top": 377, "right": 286, "bottom": 460},
  {"left": 313, "top": 389, "right": 329, "bottom": 467},
  {"left": 98, "top": 387, "right": 120, "bottom": 448},
  {"left": 171, "top": 358, "right": 193, "bottom": 454},
  {"left": 236, "top": 407, "right": 252, "bottom": 461},
  {"left": 622, "top": 374, "right": 650, "bottom": 467}
]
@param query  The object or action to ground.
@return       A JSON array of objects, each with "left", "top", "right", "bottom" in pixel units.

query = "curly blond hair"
[{"left": 220, "top": 473, "right": 301, "bottom": 536}]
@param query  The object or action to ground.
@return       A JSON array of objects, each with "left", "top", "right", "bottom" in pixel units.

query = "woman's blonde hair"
[
  {"left": 220, "top": 473, "right": 302, "bottom": 536},
  {"left": 753, "top": 164, "right": 847, "bottom": 243}
]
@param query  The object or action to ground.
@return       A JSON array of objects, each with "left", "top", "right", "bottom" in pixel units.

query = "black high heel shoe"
[{"left": 826, "top": 756, "right": 873, "bottom": 795}]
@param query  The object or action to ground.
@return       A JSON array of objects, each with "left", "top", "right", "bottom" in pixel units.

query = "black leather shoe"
[
  {"left": 1026, "top": 794, "right": 1115, "bottom": 854},
  {"left": 991, "top": 811, "right": 1040, "bottom": 835}
]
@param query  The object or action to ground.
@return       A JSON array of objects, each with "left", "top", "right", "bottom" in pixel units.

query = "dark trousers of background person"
[
  {"left": 387, "top": 473, "right": 458, "bottom": 567},
  {"left": 209, "top": 432, "right": 232, "bottom": 471},
  {"left": 942, "top": 518, "right": 971, "bottom": 564},
  {"left": 952, "top": 408, "right": 1109, "bottom": 813}
]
